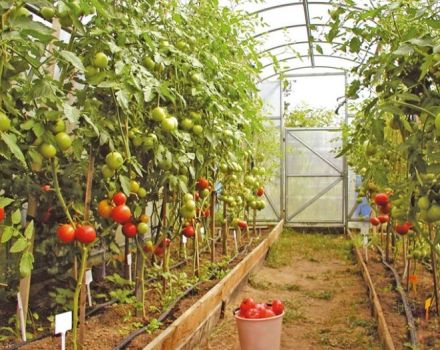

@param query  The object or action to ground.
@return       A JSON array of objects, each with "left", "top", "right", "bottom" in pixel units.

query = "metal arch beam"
[
  {"left": 250, "top": 1, "right": 362, "bottom": 15},
  {"left": 261, "top": 65, "right": 347, "bottom": 81},
  {"left": 258, "top": 41, "right": 374, "bottom": 57},
  {"left": 253, "top": 23, "right": 354, "bottom": 39},
  {"left": 262, "top": 54, "right": 358, "bottom": 69},
  {"left": 302, "top": 0, "right": 315, "bottom": 67}
]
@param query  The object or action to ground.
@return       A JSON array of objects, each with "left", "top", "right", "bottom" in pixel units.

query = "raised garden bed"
[{"left": 2, "top": 221, "right": 283, "bottom": 350}]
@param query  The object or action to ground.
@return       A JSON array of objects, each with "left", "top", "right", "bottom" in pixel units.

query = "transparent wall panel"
[
  {"left": 285, "top": 129, "right": 344, "bottom": 224},
  {"left": 286, "top": 178, "right": 343, "bottom": 222}
]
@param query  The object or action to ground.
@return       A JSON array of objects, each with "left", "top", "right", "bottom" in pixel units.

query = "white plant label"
[
  {"left": 85, "top": 270, "right": 93, "bottom": 306},
  {"left": 232, "top": 230, "right": 238, "bottom": 252},
  {"left": 200, "top": 227, "right": 205, "bottom": 236},
  {"left": 55, "top": 311, "right": 72, "bottom": 350},
  {"left": 17, "top": 292, "right": 26, "bottom": 341},
  {"left": 182, "top": 236, "right": 187, "bottom": 244},
  {"left": 127, "top": 253, "right": 132, "bottom": 283}
]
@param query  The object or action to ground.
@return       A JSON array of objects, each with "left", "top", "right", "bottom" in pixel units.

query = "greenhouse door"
[{"left": 284, "top": 128, "right": 346, "bottom": 226}]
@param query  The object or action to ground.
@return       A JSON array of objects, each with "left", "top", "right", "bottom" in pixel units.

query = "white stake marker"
[
  {"left": 233, "top": 230, "right": 238, "bottom": 252},
  {"left": 55, "top": 311, "right": 72, "bottom": 350},
  {"left": 85, "top": 269, "right": 93, "bottom": 307},
  {"left": 182, "top": 235, "right": 187, "bottom": 245},
  {"left": 17, "top": 292, "right": 26, "bottom": 341},
  {"left": 127, "top": 253, "right": 132, "bottom": 283},
  {"left": 363, "top": 234, "right": 369, "bottom": 263}
]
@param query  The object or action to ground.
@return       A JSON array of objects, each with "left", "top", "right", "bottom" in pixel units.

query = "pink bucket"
[{"left": 234, "top": 309, "right": 284, "bottom": 350}]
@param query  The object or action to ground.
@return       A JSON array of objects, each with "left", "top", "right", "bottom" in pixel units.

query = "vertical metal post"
[
  {"left": 343, "top": 71, "right": 349, "bottom": 234},
  {"left": 280, "top": 79, "right": 286, "bottom": 222}
]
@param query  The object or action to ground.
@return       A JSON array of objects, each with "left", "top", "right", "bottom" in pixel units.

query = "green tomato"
[
  {"left": 130, "top": 180, "right": 140, "bottom": 193},
  {"left": 0, "top": 112, "right": 11, "bottom": 132},
  {"left": 85, "top": 65, "right": 98, "bottom": 78},
  {"left": 184, "top": 200, "right": 196, "bottom": 211},
  {"left": 133, "top": 136, "right": 143, "bottom": 147},
  {"left": 176, "top": 41, "right": 186, "bottom": 50},
  {"left": 143, "top": 136, "right": 156, "bottom": 150},
  {"left": 183, "top": 193, "right": 193, "bottom": 202},
  {"left": 191, "top": 73, "right": 202, "bottom": 84},
  {"left": 101, "top": 165, "right": 115, "bottom": 178},
  {"left": 93, "top": 52, "right": 109, "bottom": 69},
  {"left": 51, "top": 119, "right": 66, "bottom": 133},
  {"left": 159, "top": 159, "right": 172, "bottom": 170},
  {"left": 192, "top": 125, "right": 203, "bottom": 135},
  {"left": 190, "top": 111, "right": 202, "bottom": 121},
  {"left": 55, "top": 132, "right": 72, "bottom": 151},
  {"left": 143, "top": 56, "right": 155, "bottom": 71},
  {"left": 41, "top": 6, "right": 55, "bottom": 20},
  {"left": 152, "top": 106, "right": 166, "bottom": 122},
  {"left": 155, "top": 62, "right": 165, "bottom": 73},
  {"left": 39, "top": 143, "right": 57, "bottom": 159},
  {"left": 418, "top": 196, "right": 430, "bottom": 210},
  {"left": 137, "top": 222, "right": 149, "bottom": 235},
  {"left": 161, "top": 117, "right": 178, "bottom": 132},
  {"left": 105, "top": 151, "right": 124, "bottom": 170},
  {"left": 200, "top": 188, "right": 210, "bottom": 198},
  {"left": 59, "top": 15, "right": 73, "bottom": 27},
  {"left": 138, "top": 187, "right": 147, "bottom": 198},
  {"left": 181, "top": 118, "right": 194, "bottom": 130}
]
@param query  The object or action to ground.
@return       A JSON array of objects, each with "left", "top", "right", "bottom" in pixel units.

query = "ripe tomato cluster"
[
  {"left": 237, "top": 297, "right": 284, "bottom": 319},
  {"left": 57, "top": 224, "right": 96, "bottom": 244}
]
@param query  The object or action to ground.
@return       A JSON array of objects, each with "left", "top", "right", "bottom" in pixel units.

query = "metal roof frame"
[
  {"left": 262, "top": 54, "right": 358, "bottom": 69},
  {"left": 262, "top": 65, "right": 346, "bottom": 81},
  {"left": 250, "top": 1, "right": 362, "bottom": 16}
]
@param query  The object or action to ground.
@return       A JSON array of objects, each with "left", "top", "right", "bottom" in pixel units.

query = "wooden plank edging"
[
  {"left": 144, "top": 220, "right": 284, "bottom": 350},
  {"left": 348, "top": 230, "right": 396, "bottom": 350}
]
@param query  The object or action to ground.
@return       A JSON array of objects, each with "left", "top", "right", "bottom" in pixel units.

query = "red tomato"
[
  {"left": 405, "top": 221, "right": 413, "bottom": 228},
  {"left": 98, "top": 199, "right": 113, "bottom": 218},
  {"left": 272, "top": 299, "right": 284, "bottom": 315},
  {"left": 163, "top": 238, "right": 171, "bottom": 246},
  {"left": 75, "top": 225, "right": 96, "bottom": 244},
  {"left": 369, "top": 217, "right": 381, "bottom": 226},
  {"left": 41, "top": 207, "right": 54, "bottom": 224},
  {"left": 203, "top": 208, "right": 210, "bottom": 218},
  {"left": 379, "top": 202, "right": 392, "bottom": 214},
  {"left": 395, "top": 223, "right": 410, "bottom": 235},
  {"left": 196, "top": 177, "right": 209, "bottom": 190},
  {"left": 113, "top": 192, "right": 127, "bottom": 206},
  {"left": 244, "top": 308, "right": 260, "bottom": 319},
  {"left": 194, "top": 191, "right": 200, "bottom": 201},
  {"left": 122, "top": 222, "right": 137, "bottom": 238},
  {"left": 238, "top": 220, "right": 248, "bottom": 229},
  {"left": 182, "top": 225, "right": 195, "bottom": 238},
  {"left": 264, "top": 308, "right": 276, "bottom": 318},
  {"left": 378, "top": 215, "right": 389, "bottom": 223},
  {"left": 0, "top": 207, "right": 4, "bottom": 222},
  {"left": 41, "top": 185, "right": 51, "bottom": 192},
  {"left": 374, "top": 193, "right": 389, "bottom": 206},
  {"left": 111, "top": 204, "right": 132, "bottom": 224},
  {"left": 256, "top": 187, "right": 264, "bottom": 197},
  {"left": 240, "top": 297, "right": 255, "bottom": 313},
  {"left": 57, "top": 224, "right": 75, "bottom": 243},
  {"left": 154, "top": 246, "right": 164, "bottom": 256}
]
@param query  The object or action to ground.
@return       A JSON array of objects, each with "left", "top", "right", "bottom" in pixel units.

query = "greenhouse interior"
[{"left": 1, "top": 0, "right": 440, "bottom": 349}]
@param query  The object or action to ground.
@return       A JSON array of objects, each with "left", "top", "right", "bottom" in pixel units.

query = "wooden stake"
[
  {"left": 429, "top": 224, "right": 440, "bottom": 315},
  {"left": 253, "top": 208, "right": 257, "bottom": 236},
  {"left": 222, "top": 202, "right": 228, "bottom": 255},
  {"left": 210, "top": 191, "right": 216, "bottom": 262}
]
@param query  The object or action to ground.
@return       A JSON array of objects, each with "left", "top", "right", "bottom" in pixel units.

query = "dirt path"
[{"left": 203, "top": 230, "right": 381, "bottom": 350}]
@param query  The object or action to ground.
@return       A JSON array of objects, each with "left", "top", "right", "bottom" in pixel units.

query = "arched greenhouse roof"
[{"left": 226, "top": 0, "right": 374, "bottom": 81}]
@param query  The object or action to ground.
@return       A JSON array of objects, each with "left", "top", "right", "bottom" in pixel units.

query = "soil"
[
  {"left": 203, "top": 231, "right": 381, "bottom": 350},
  {"left": 1, "top": 227, "right": 270, "bottom": 350},
  {"left": 364, "top": 243, "right": 440, "bottom": 350}
]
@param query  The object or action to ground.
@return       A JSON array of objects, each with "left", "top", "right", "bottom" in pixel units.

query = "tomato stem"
[
  {"left": 72, "top": 245, "right": 88, "bottom": 350},
  {"left": 50, "top": 160, "right": 75, "bottom": 226}
]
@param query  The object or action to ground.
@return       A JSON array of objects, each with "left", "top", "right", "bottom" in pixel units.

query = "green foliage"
[{"left": 284, "top": 103, "right": 336, "bottom": 128}]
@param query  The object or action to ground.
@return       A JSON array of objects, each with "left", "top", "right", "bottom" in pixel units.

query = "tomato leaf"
[
  {"left": 63, "top": 103, "right": 81, "bottom": 124},
  {"left": 19, "top": 252, "right": 34, "bottom": 278},
  {"left": 0, "top": 197, "right": 14, "bottom": 207},
  {"left": 1, "top": 226, "right": 14, "bottom": 243},
  {"left": 1, "top": 133, "right": 27, "bottom": 168},
  {"left": 11, "top": 209, "right": 22, "bottom": 225},
  {"left": 24, "top": 221, "right": 34, "bottom": 240},
  {"left": 119, "top": 175, "right": 131, "bottom": 196},
  {"left": 60, "top": 50, "right": 85, "bottom": 72},
  {"left": 10, "top": 237, "right": 27, "bottom": 253}
]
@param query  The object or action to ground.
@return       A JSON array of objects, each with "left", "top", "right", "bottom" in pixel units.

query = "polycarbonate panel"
[
  {"left": 286, "top": 177, "right": 343, "bottom": 222},
  {"left": 258, "top": 81, "right": 282, "bottom": 118},
  {"left": 285, "top": 128, "right": 344, "bottom": 224},
  {"left": 285, "top": 130, "right": 343, "bottom": 176}
]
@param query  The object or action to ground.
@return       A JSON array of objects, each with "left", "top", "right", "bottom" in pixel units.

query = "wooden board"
[
  {"left": 348, "top": 230, "right": 396, "bottom": 350},
  {"left": 144, "top": 220, "right": 284, "bottom": 350}
]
